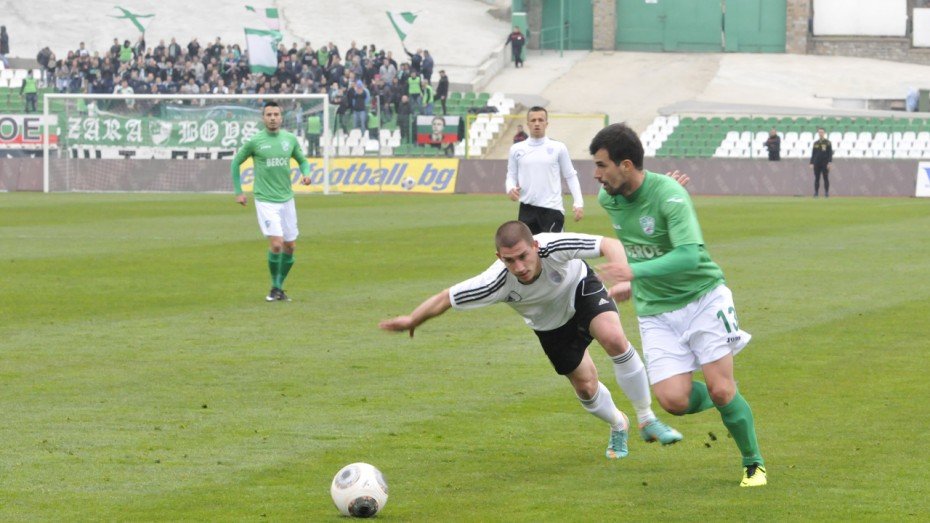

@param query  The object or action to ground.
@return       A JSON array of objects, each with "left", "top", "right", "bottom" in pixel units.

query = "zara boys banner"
[{"left": 415, "top": 115, "right": 460, "bottom": 145}]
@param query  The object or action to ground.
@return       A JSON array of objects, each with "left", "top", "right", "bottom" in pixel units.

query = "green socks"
[
  {"left": 267, "top": 251, "right": 295, "bottom": 288},
  {"left": 716, "top": 391, "right": 764, "bottom": 467},
  {"left": 685, "top": 381, "right": 715, "bottom": 414},
  {"left": 280, "top": 252, "right": 295, "bottom": 286},
  {"left": 268, "top": 251, "right": 283, "bottom": 287}
]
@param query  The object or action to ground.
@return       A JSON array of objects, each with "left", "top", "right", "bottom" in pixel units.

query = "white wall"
[
  {"left": 813, "top": 0, "right": 907, "bottom": 36},
  {"left": 914, "top": 9, "right": 930, "bottom": 47}
]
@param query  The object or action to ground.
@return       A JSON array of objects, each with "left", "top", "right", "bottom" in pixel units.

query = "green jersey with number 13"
[{"left": 598, "top": 170, "right": 725, "bottom": 316}]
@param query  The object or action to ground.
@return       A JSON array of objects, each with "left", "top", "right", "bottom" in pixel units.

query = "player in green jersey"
[
  {"left": 231, "top": 101, "right": 312, "bottom": 302},
  {"left": 588, "top": 123, "right": 766, "bottom": 487}
]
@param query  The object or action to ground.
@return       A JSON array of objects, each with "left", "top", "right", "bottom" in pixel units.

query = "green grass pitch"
[{"left": 1, "top": 192, "right": 929, "bottom": 520}]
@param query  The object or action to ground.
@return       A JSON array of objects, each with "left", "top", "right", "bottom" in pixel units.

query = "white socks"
[
  {"left": 611, "top": 344, "right": 656, "bottom": 425},
  {"left": 578, "top": 381, "right": 628, "bottom": 432}
]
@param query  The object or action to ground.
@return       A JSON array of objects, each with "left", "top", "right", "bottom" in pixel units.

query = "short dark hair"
[
  {"left": 588, "top": 123, "right": 644, "bottom": 170},
  {"left": 263, "top": 100, "right": 281, "bottom": 111},
  {"left": 527, "top": 106, "right": 548, "bottom": 119},
  {"left": 495, "top": 221, "right": 534, "bottom": 251}
]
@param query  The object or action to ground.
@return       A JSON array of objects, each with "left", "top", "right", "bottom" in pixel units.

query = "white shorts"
[
  {"left": 638, "top": 285, "right": 751, "bottom": 385},
  {"left": 255, "top": 199, "right": 299, "bottom": 241}
]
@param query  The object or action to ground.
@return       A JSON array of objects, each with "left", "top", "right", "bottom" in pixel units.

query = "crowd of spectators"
[{"left": 34, "top": 35, "right": 448, "bottom": 138}]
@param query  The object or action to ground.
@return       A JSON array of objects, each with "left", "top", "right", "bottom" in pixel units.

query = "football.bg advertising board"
[{"left": 238, "top": 157, "right": 459, "bottom": 194}]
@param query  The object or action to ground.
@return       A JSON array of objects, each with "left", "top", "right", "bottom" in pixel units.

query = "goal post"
[{"left": 42, "top": 93, "right": 332, "bottom": 194}]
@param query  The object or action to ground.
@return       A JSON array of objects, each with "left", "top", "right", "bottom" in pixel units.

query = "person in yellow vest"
[
  {"left": 306, "top": 112, "right": 322, "bottom": 157},
  {"left": 422, "top": 80, "right": 435, "bottom": 116},
  {"left": 407, "top": 71, "right": 422, "bottom": 114},
  {"left": 20, "top": 74, "right": 38, "bottom": 113}
]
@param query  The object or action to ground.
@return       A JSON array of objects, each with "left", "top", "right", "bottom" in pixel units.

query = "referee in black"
[{"left": 810, "top": 127, "right": 833, "bottom": 198}]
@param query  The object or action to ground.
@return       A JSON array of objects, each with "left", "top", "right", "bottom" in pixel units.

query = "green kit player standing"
[
  {"left": 232, "top": 101, "right": 312, "bottom": 302},
  {"left": 589, "top": 123, "right": 766, "bottom": 487}
]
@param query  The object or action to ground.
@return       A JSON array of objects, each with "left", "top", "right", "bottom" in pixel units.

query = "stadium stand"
[
  {"left": 1, "top": 34, "right": 516, "bottom": 158},
  {"left": 641, "top": 115, "right": 930, "bottom": 160}
]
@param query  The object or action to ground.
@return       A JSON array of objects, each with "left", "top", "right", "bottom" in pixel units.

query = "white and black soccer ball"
[
  {"left": 401, "top": 177, "right": 416, "bottom": 191},
  {"left": 330, "top": 462, "right": 389, "bottom": 518}
]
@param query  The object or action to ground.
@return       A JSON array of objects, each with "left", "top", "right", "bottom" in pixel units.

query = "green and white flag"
[
  {"left": 110, "top": 6, "right": 155, "bottom": 33},
  {"left": 386, "top": 11, "right": 417, "bottom": 42},
  {"left": 245, "top": 5, "right": 281, "bottom": 31},
  {"left": 244, "top": 28, "right": 279, "bottom": 75}
]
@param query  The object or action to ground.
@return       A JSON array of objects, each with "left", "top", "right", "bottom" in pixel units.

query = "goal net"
[{"left": 42, "top": 93, "right": 332, "bottom": 193}]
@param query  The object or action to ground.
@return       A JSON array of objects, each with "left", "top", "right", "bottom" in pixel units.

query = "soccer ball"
[
  {"left": 330, "top": 462, "right": 389, "bottom": 518},
  {"left": 401, "top": 177, "right": 416, "bottom": 191}
]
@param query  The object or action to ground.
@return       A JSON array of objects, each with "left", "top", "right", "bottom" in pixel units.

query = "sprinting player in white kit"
[
  {"left": 506, "top": 106, "right": 584, "bottom": 234},
  {"left": 379, "top": 221, "right": 682, "bottom": 459}
]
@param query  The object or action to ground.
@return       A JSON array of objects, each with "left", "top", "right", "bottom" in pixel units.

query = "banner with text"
[
  {"left": 0, "top": 114, "right": 59, "bottom": 145},
  {"left": 239, "top": 157, "right": 459, "bottom": 194},
  {"left": 64, "top": 113, "right": 263, "bottom": 149}
]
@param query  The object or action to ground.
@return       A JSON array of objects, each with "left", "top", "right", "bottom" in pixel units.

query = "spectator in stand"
[
  {"left": 345, "top": 40, "right": 361, "bottom": 62},
  {"left": 109, "top": 38, "right": 121, "bottom": 59},
  {"left": 1, "top": 26, "right": 10, "bottom": 68},
  {"left": 379, "top": 57, "right": 397, "bottom": 86},
  {"left": 300, "top": 42, "right": 314, "bottom": 67},
  {"left": 37, "top": 46, "right": 53, "bottom": 83},
  {"left": 422, "top": 79, "right": 435, "bottom": 116},
  {"left": 316, "top": 43, "right": 330, "bottom": 69},
  {"left": 421, "top": 50, "right": 434, "bottom": 84},
  {"left": 397, "top": 94, "right": 413, "bottom": 144},
  {"left": 307, "top": 58, "right": 324, "bottom": 88},
  {"left": 407, "top": 69, "right": 422, "bottom": 114},
  {"left": 404, "top": 46, "right": 422, "bottom": 75},
  {"left": 114, "top": 78, "right": 135, "bottom": 110},
  {"left": 327, "top": 55, "right": 345, "bottom": 87},
  {"left": 119, "top": 39, "right": 134, "bottom": 64},
  {"left": 188, "top": 37, "right": 201, "bottom": 58},
  {"left": 763, "top": 128, "right": 780, "bottom": 161},
  {"left": 377, "top": 76, "right": 394, "bottom": 121},
  {"left": 506, "top": 26, "right": 526, "bottom": 68},
  {"left": 435, "top": 70, "right": 449, "bottom": 115},
  {"left": 513, "top": 124, "right": 528, "bottom": 143},
  {"left": 168, "top": 38, "right": 182, "bottom": 60},
  {"left": 349, "top": 80, "right": 369, "bottom": 131}
]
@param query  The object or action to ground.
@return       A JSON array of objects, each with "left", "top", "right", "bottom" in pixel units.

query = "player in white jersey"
[
  {"left": 379, "top": 221, "right": 682, "bottom": 459},
  {"left": 506, "top": 107, "right": 584, "bottom": 234}
]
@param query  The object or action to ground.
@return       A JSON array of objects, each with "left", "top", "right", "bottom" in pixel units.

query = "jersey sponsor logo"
[
  {"left": 513, "top": 149, "right": 526, "bottom": 161},
  {"left": 666, "top": 197, "right": 684, "bottom": 203},
  {"left": 625, "top": 244, "right": 666, "bottom": 260},
  {"left": 639, "top": 215, "right": 656, "bottom": 235},
  {"left": 266, "top": 157, "right": 289, "bottom": 167},
  {"left": 280, "top": 140, "right": 289, "bottom": 152},
  {"left": 598, "top": 298, "right": 610, "bottom": 306},
  {"left": 259, "top": 144, "right": 272, "bottom": 150},
  {"left": 505, "top": 291, "right": 522, "bottom": 302},
  {"left": 727, "top": 335, "right": 742, "bottom": 344}
]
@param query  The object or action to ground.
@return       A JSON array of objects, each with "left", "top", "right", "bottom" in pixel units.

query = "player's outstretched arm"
[
  {"left": 595, "top": 237, "right": 635, "bottom": 287},
  {"left": 379, "top": 289, "right": 452, "bottom": 338}
]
